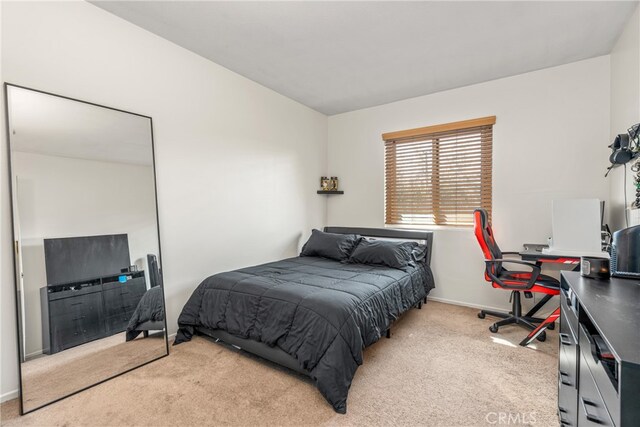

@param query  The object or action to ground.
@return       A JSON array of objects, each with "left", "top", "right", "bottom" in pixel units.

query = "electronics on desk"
[
  {"left": 580, "top": 256, "right": 610, "bottom": 279},
  {"left": 543, "top": 199, "right": 609, "bottom": 258},
  {"left": 611, "top": 224, "right": 640, "bottom": 278},
  {"left": 523, "top": 243, "right": 547, "bottom": 252}
]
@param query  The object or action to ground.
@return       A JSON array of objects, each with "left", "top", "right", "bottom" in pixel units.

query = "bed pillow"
[
  {"left": 300, "top": 229, "right": 361, "bottom": 261},
  {"left": 349, "top": 239, "right": 418, "bottom": 269},
  {"left": 411, "top": 243, "right": 429, "bottom": 264}
]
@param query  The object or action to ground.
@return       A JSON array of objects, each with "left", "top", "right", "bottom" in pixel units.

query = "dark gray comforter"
[
  {"left": 175, "top": 256, "right": 435, "bottom": 413},
  {"left": 126, "top": 286, "right": 165, "bottom": 341}
]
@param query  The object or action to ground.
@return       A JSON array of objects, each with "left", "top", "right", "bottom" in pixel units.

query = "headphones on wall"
[
  {"left": 609, "top": 133, "right": 633, "bottom": 165},
  {"left": 605, "top": 124, "right": 639, "bottom": 177}
]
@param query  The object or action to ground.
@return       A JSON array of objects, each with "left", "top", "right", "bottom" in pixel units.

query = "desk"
[
  {"left": 517, "top": 244, "right": 580, "bottom": 346},
  {"left": 519, "top": 243, "right": 580, "bottom": 268}
]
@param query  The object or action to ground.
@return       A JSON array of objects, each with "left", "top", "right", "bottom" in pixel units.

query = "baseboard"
[
  {"left": 25, "top": 349, "right": 43, "bottom": 361},
  {"left": 427, "top": 295, "right": 558, "bottom": 319},
  {"left": 427, "top": 296, "right": 507, "bottom": 313},
  {"left": 1, "top": 389, "right": 19, "bottom": 403}
]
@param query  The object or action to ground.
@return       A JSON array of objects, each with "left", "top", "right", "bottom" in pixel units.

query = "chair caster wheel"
[
  {"left": 537, "top": 331, "right": 546, "bottom": 342},
  {"left": 478, "top": 312, "right": 486, "bottom": 319},
  {"left": 547, "top": 323, "right": 555, "bottom": 330},
  {"left": 489, "top": 324, "right": 499, "bottom": 333}
]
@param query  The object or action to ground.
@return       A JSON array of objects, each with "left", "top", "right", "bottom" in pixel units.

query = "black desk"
[{"left": 558, "top": 272, "right": 640, "bottom": 427}]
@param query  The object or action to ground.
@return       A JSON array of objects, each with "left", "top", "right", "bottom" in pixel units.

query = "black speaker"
[
  {"left": 580, "top": 256, "right": 610, "bottom": 279},
  {"left": 611, "top": 225, "right": 640, "bottom": 278}
]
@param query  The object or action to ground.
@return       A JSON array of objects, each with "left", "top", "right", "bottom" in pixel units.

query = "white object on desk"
[{"left": 543, "top": 199, "right": 609, "bottom": 258}]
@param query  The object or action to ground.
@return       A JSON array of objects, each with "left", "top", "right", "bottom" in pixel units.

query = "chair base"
[{"left": 478, "top": 292, "right": 554, "bottom": 342}]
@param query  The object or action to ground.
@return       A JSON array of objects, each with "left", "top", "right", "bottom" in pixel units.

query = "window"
[{"left": 383, "top": 116, "right": 494, "bottom": 227}]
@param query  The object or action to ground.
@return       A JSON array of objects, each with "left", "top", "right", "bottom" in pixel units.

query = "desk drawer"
[
  {"left": 103, "top": 291, "right": 142, "bottom": 317},
  {"left": 49, "top": 292, "right": 102, "bottom": 318},
  {"left": 559, "top": 334, "right": 578, "bottom": 387},
  {"left": 103, "top": 282, "right": 145, "bottom": 317},
  {"left": 579, "top": 352, "right": 614, "bottom": 426},
  {"left": 579, "top": 323, "right": 619, "bottom": 424},
  {"left": 51, "top": 309, "right": 105, "bottom": 351},
  {"left": 559, "top": 346, "right": 578, "bottom": 426},
  {"left": 560, "top": 287, "right": 578, "bottom": 339},
  {"left": 559, "top": 308, "right": 578, "bottom": 365},
  {"left": 105, "top": 311, "right": 134, "bottom": 335}
]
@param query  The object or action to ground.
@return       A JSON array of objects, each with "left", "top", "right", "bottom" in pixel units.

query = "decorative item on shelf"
[
  {"left": 320, "top": 176, "right": 330, "bottom": 191},
  {"left": 329, "top": 176, "right": 339, "bottom": 191},
  {"left": 317, "top": 176, "right": 343, "bottom": 194}
]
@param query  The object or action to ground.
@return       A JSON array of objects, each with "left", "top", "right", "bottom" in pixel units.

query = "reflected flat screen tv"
[{"left": 44, "top": 234, "right": 130, "bottom": 285}]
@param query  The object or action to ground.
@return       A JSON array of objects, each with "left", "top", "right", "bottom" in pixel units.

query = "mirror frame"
[{"left": 3, "top": 83, "right": 169, "bottom": 415}]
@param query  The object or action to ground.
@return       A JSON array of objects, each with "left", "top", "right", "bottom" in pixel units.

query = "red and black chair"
[{"left": 473, "top": 209, "right": 559, "bottom": 341}]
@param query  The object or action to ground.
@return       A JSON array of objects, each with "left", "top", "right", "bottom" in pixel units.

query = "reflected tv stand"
[{"left": 40, "top": 270, "right": 146, "bottom": 354}]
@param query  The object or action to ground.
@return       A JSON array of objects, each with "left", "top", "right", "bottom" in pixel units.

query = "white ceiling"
[
  {"left": 7, "top": 86, "right": 154, "bottom": 166},
  {"left": 92, "top": 1, "right": 637, "bottom": 115}
]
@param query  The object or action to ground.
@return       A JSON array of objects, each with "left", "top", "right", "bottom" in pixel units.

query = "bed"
[
  {"left": 174, "top": 227, "right": 434, "bottom": 413},
  {"left": 126, "top": 286, "right": 165, "bottom": 341}
]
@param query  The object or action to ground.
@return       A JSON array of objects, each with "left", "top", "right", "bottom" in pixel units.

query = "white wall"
[
  {"left": 610, "top": 4, "right": 640, "bottom": 232},
  {"left": 1, "top": 1, "right": 327, "bottom": 400},
  {"left": 13, "top": 151, "right": 159, "bottom": 358},
  {"left": 327, "top": 57, "right": 611, "bottom": 311},
  {"left": 0, "top": 0, "right": 20, "bottom": 404},
  {"left": 0, "top": 0, "right": 622, "bottom": 404}
]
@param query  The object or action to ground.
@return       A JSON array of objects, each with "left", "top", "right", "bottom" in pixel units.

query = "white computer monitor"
[{"left": 545, "top": 198, "right": 607, "bottom": 257}]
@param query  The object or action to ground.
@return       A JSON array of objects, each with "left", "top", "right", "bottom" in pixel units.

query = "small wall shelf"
[{"left": 317, "top": 190, "right": 344, "bottom": 195}]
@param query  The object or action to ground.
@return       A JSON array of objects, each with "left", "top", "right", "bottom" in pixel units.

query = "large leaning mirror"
[{"left": 5, "top": 84, "right": 168, "bottom": 414}]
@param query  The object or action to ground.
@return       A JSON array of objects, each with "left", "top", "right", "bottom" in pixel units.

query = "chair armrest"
[{"left": 485, "top": 259, "right": 541, "bottom": 290}]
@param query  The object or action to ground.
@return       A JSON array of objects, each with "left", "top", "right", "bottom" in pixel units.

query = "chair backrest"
[
  {"left": 473, "top": 209, "right": 503, "bottom": 279},
  {"left": 147, "top": 254, "right": 163, "bottom": 288}
]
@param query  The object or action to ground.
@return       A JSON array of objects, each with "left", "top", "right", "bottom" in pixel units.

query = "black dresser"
[
  {"left": 40, "top": 271, "right": 147, "bottom": 354},
  {"left": 559, "top": 272, "right": 640, "bottom": 427}
]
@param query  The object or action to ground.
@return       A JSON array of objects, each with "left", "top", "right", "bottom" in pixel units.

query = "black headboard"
[{"left": 323, "top": 226, "right": 434, "bottom": 266}]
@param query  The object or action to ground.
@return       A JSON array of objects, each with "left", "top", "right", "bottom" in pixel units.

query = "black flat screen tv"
[{"left": 44, "top": 234, "right": 131, "bottom": 285}]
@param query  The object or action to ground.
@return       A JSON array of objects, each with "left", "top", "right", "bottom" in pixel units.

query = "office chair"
[{"left": 473, "top": 209, "right": 559, "bottom": 341}]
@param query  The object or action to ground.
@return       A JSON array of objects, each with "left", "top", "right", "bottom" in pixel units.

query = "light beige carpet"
[
  {"left": 1, "top": 301, "right": 559, "bottom": 426},
  {"left": 21, "top": 333, "right": 167, "bottom": 412}
]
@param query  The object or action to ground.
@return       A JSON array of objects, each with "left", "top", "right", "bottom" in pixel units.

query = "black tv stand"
[{"left": 40, "top": 270, "right": 146, "bottom": 354}]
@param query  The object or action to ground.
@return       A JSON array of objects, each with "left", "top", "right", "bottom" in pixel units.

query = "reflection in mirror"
[{"left": 5, "top": 84, "right": 168, "bottom": 414}]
